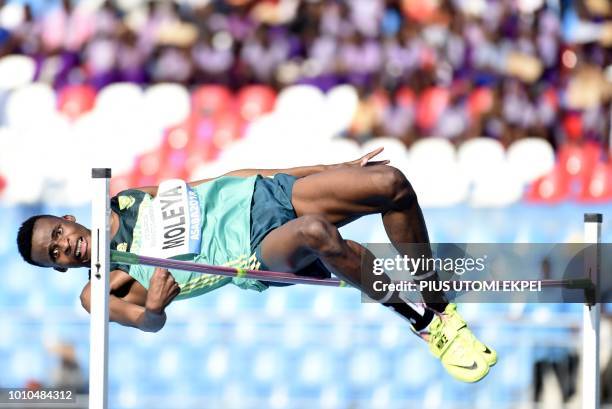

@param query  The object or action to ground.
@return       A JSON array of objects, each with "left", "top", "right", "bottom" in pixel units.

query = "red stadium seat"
[
  {"left": 236, "top": 85, "right": 276, "bottom": 122},
  {"left": 110, "top": 173, "right": 134, "bottom": 197},
  {"left": 415, "top": 86, "right": 449, "bottom": 131},
  {"left": 188, "top": 116, "right": 216, "bottom": 153},
  {"left": 557, "top": 142, "right": 601, "bottom": 185},
  {"left": 183, "top": 115, "right": 218, "bottom": 171},
  {"left": 165, "top": 123, "right": 192, "bottom": 151},
  {"left": 132, "top": 150, "right": 163, "bottom": 187},
  {"left": 57, "top": 85, "right": 96, "bottom": 120},
  {"left": 578, "top": 160, "right": 612, "bottom": 202},
  {"left": 213, "top": 112, "right": 244, "bottom": 149},
  {"left": 191, "top": 85, "right": 233, "bottom": 118},
  {"left": 0, "top": 173, "right": 6, "bottom": 195},
  {"left": 154, "top": 125, "right": 194, "bottom": 181},
  {"left": 158, "top": 148, "right": 189, "bottom": 181},
  {"left": 525, "top": 164, "right": 570, "bottom": 203}
]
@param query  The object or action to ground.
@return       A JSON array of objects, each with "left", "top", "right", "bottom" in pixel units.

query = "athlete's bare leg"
[
  {"left": 292, "top": 165, "right": 427, "bottom": 241},
  {"left": 258, "top": 214, "right": 434, "bottom": 330},
  {"left": 260, "top": 165, "right": 495, "bottom": 378},
  {"left": 290, "top": 165, "right": 446, "bottom": 309}
]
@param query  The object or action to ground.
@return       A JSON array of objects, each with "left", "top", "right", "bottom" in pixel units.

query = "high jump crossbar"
[{"left": 89, "top": 168, "right": 602, "bottom": 409}]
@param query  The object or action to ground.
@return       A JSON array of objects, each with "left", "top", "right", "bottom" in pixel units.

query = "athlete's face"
[{"left": 30, "top": 216, "right": 91, "bottom": 271}]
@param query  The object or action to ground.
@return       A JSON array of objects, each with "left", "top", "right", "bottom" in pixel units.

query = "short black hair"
[{"left": 17, "top": 215, "right": 53, "bottom": 267}]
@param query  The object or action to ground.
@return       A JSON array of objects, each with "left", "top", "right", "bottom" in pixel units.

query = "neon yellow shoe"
[
  {"left": 444, "top": 303, "right": 498, "bottom": 366},
  {"left": 427, "top": 304, "right": 490, "bottom": 383}
]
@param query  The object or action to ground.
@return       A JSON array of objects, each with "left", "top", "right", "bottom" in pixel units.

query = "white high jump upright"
[
  {"left": 583, "top": 213, "right": 602, "bottom": 409},
  {"left": 90, "top": 168, "right": 111, "bottom": 409}
]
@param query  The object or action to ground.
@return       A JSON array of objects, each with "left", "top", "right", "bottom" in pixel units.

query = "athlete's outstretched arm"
[
  {"left": 134, "top": 148, "right": 389, "bottom": 196},
  {"left": 80, "top": 268, "right": 180, "bottom": 333},
  {"left": 214, "top": 147, "right": 388, "bottom": 179},
  {"left": 80, "top": 284, "right": 165, "bottom": 332}
]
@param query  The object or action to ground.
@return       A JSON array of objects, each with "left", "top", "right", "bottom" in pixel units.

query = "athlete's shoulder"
[{"left": 111, "top": 189, "right": 149, "bottom": 212}]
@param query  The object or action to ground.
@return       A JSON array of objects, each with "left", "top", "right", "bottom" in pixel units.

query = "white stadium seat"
[
  {"left": 275, "top": 84, "right": 325, "bottom": 120},
  {"left": 95, "top": 82, "right": 144, "bottom": 123},
  {"left": 401, "top": 138, "right": 468, "bottom": 207},
  {"left": 469, "top": 160, "right": 523, "bottom": 207},
  {"left": 142, "top": 83, "right": 190, "bottom": 130},
  {"left": 71, "top": 112, "right": 134, "bottom": 173},
  {"left": 274, "top": 85, "right": 332, "bottom": 142},
  {"left": 0, "top": 126, "right": 45, "bottom": 204},
  {"left": 454, "top": 138, "right": 524, "bottom": 207},
  {"left": 243, "top": 112, "right": 283, "bottom": 142},
  {"left": 457, "top": 138, "right": 506, "bottom": 183},
  {"left": 0, "top": 89, "right": 10, "bottom": 125},
  {"left": 322, "top": 84, "right": 359, "bottom": 136},
  {"left": 408, "top": 137, "right": 456, "bottom": 164},
  {"left": 0, "top": 55, "right": 36, "bottom": 90},
  {"left": 319, "top": 138, "right": 361, "bottom": 164},
  {"left": 5, "top": 83, "right": 56, "bottom": 128},
  {"left": 189, "top": 161, "right": 234, "bottom": 183},
  {"left": 361, "top": 137, "right": 408, "bottom": 165},
  {"left": 95, "top": 83, "right": 165, "bottom": 155},
  {"left": 506, "top": 137, "right": 555, "bottom": 184},
  {"left": 219, "top": 137, "right": 293, "bottom": 169}
]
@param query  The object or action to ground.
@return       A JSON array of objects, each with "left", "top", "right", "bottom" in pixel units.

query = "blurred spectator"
[
  {"left": 348, "top": 85, "right": 380, "bottom": 143},
  {"left": 241, "top": 25, "right": 290, "bottom": 84},
  {"left": 191, "top": 30, "right": 234, "bottom": 84},
  {"left": 375, "top": 85, "right": 415, "bottom": 144},
  {"left": 0, "top": 0, "right": 608, "bottom": 148},
  {"left": 48, "top": 342, "right": 86, "bottom": 393}
]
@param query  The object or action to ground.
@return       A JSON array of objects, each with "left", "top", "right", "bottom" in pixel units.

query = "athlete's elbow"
[
  {"left": 139, "top": 321, "right": 165, "bottom": 333},
  {"left": 139, "top": 309, "right": 167, "bottom": 333}
]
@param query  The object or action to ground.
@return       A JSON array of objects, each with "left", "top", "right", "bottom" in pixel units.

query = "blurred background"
[{"left": 0, "top": 0, "right": 610, "bottom": 408}]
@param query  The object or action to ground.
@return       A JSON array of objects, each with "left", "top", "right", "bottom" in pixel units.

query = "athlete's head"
[{"left": 17, "top": 215, "right": 91, "bottom": 272}]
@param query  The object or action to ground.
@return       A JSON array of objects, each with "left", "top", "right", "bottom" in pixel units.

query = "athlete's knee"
[
  {"left": 374, "top": 166, "right": 416, "bottom": 207},
  {"left": 298, "top": 215, "right": 343, "bottom": 256}
]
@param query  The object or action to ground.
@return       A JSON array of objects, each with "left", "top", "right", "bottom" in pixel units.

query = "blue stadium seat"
[
  {"left": 317, "top": 384, "right": 349, "bottom": 409},
  {"left": 296, "top": 349, "right": 334, "bottom": 387},
  {"left": 347, "top": 349, "right": 384, "bottom": 388},
  {"left": 391, "top": 347, "right": 436, "bottom": 389},
  {"left": 250, "top": 348, "right": 284, "bottom": 386},
  {"left": 8, "top": 344, "right": 49, "bottom": 386}
]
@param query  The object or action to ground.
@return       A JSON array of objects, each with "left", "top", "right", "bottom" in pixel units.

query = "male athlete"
[{"left": 17, "top": 148, "right": 497, "bottom": 382}]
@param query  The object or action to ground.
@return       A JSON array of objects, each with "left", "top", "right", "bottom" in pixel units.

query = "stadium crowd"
[{"left": 0, "top": 0, "right": 609, "bottom": 148}]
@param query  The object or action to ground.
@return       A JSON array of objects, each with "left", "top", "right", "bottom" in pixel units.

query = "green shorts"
[{"left": 250, "top": 173, "right": 332, "bottom": 286}]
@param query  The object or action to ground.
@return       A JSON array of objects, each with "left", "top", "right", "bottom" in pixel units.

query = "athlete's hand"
[
  {"left": 344, "top": 147, "right": 390, "bottom": 168},
  {"left": 145, "top": 268, "right": 181, "bottom": 314}
]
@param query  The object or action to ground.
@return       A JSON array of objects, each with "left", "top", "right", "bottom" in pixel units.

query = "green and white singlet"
[{"left": 110, "top": 176, "right": 267, "bottom": 300}]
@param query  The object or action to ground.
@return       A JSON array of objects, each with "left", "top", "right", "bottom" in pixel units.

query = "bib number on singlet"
[{"left": 138, "top": 179, "right": 202, "bottom": 259}]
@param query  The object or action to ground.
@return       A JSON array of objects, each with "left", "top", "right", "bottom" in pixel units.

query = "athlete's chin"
[
  {"left": 81, "top": 251, "right": 90, "bottom": 265},
  {"left": 80, "top": 236, "right": 91, "bottom": 265}
]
